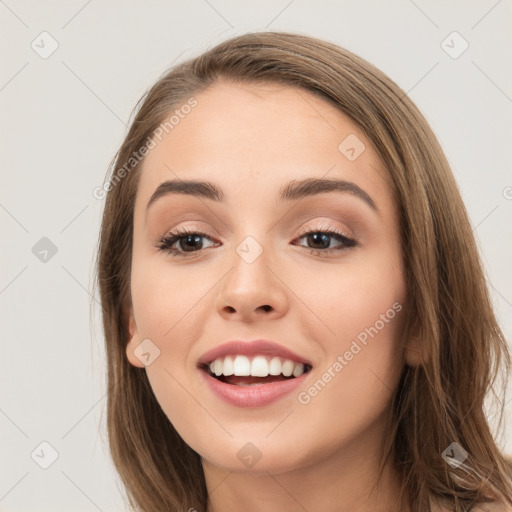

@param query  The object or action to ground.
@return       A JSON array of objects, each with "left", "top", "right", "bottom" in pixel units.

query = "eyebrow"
[{"left": 145, "top": 177, "right": 378, "bottom": 215}]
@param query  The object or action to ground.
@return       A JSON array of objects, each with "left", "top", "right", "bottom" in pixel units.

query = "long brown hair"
[{"left": 94, "top": 31, "right": 512, "bottom": 511}]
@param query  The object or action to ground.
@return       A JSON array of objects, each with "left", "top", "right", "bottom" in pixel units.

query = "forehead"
[{"left": 135, "top": 80, "right": 393, "bottom": 213}]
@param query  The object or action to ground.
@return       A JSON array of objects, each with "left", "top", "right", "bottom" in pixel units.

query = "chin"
[{"left": 198, "top": 437, "right": 316, "bottom": 476}]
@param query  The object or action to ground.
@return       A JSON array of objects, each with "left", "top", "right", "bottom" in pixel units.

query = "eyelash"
[{"left": 156, "top": 225, "right": 357, "bottom": 258}]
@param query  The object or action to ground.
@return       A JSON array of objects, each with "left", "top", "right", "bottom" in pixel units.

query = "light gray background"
[{"left": 1, "top": 1, "right": 511, "bottom": 510}]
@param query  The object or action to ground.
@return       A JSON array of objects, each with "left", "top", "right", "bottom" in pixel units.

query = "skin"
[{"left": 126, "top": 80, "right": 421, "bottom": 512}]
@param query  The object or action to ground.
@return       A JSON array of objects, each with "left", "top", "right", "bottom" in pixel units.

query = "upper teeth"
[{"left": 208, "top": 355, "right": 306, "bottom": 378}]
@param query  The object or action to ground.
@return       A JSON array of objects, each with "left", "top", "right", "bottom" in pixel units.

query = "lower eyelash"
[{"left": 156, "top": 228, "right": 357, "bottom": 257}]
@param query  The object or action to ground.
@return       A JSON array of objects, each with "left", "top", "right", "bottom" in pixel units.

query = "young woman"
[{"left": 95, "top": 31, "right": 512, "bottom": 512}]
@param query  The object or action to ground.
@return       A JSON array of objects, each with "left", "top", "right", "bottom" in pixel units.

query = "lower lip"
[{"left": 199, "top": 369, "right": 309, "bottom": 408}]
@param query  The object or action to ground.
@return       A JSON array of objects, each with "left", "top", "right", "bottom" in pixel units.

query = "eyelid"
[
  {"left": 295, "top": 219, "right": 353, "bottom": 239},
  {"left": 157, "top": 222, "right": 216, "bottom": 239},
  {"left": 159, "top": 219, "right": 351, "bottom": 242}
]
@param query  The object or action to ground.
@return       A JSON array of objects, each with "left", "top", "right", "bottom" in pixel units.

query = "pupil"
[
  {"left": 308, "top": 232, "right": 330, "bottom": 249},
  {"left": 181, "top": 234, "right": 202, "bottom": 252}
]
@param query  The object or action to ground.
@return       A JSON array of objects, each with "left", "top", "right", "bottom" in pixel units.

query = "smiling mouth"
[{"left": 200, "top": 354, "right": 313, "bottom": 387}]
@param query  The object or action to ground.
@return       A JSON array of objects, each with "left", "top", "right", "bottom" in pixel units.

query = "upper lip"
[{"left": 197, "top": 339, "right": 312, "bottom": 367}]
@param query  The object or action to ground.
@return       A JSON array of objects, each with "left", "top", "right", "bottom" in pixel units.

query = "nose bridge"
[
  {"left": 227, "top": 233, "right": 272, "bottom": 297},
  {"left": 215, "top": 233, "right": 288, "bottom": 320}
]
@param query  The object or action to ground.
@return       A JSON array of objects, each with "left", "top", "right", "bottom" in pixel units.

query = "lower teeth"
[{"left": 211, "top": 374, "right": 295, "bottom": 385}]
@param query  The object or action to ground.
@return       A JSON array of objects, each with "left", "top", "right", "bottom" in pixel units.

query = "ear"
[
  {"left": 404, "top": 335, "right": 423, "bottom": 367},
  {"left": 125, "top": 307, "right": 145, "bottom": 368}
]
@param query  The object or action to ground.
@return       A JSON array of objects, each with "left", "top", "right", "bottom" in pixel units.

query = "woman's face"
[{"left": 127, "top": 81, "right": 407, "bottom": 474}]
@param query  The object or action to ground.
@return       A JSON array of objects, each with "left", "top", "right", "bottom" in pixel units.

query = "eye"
[
  {"left": 156, "top": 228, "right": 217, "bottom": 257},
  {"left": 293, "top": 227, "right": 357, "bottom": 254},
  {"left": 155, "top": 225, "right": 357, "bottom": 258}
]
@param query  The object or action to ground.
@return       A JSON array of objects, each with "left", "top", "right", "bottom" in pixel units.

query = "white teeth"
[
  {"left": 214, "top": 358, "right": 223, "bottom": 376},
  {"left": 206, "top": 355, "right": 308, "bottom": 378},
  {"left": 223, "top": 355, "right": 234, "bottom": 376},
  {"left": 268, "top": 357, "right": 282, "bottom": 375},
  {"left": 233, "top": 355, "right": 251, "bottom": 376},
  {"left": 281, "top": 359, "right": 294, "bottom": 377},
  {"left": 251, "top": 356, "right": 269, "bottom": 377},
  {"left": 292, "top": 363, "right": 304, "bottom": 377}
]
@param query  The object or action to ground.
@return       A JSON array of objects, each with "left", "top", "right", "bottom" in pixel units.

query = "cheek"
[
  {"left": 130, "top": 252, "right": 205, "bottom": 340},
  {"left": 129, "top": 253, "right": 210, "bottom": 371},
  {"left": 295, "top": 245, "right": 406, "bottom": 402},
  {"left": 130, "top": 260, "right": 210, "bottom": 439},
  {"left": 302, "top": 246, "right": 405, "bottom": 344},
  {"left": 309, "top": 291, "right": 404, "bottom": 402},
  {"left": 293, "top": 264, "right": 405, "bottom": 458}
]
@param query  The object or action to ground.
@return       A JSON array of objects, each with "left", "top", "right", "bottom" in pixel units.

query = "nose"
[{"left": 215, "top": 241, "right": 289, "bottom": 323}]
